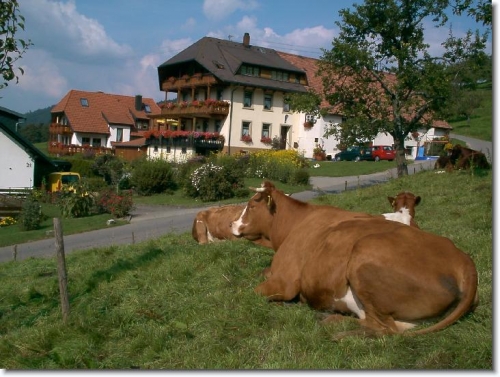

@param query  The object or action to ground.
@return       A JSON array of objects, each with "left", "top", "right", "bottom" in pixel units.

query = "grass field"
[{"left": 0, "top": 168, "right": 492, "bottom": 369}]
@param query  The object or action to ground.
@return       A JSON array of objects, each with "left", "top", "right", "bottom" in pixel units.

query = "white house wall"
[
  {"left": 297, "top": 114, "right": 343, "bottom": 159},
  {"left": 147, "top": 145, "right": 194, "bottom": 163},
  {"left": 220, "top": 87, "right": 295, "bottom": 153},
  {"left": 0, "top": 130, "right": 35, "bottom": 189}
]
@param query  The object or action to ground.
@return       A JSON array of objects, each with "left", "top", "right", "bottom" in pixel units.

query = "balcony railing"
[
  {"left": 160, "top": 100, "right": 229, "bottom": 118},
  {"left": 145, "top": 130, "right": 225, "bottom": 150},
  {"left": 49, "top": 123, "right": 72, "bottom": 134},
  {"left": 48, "top": 142, "right": 112, "bottom": 156}
]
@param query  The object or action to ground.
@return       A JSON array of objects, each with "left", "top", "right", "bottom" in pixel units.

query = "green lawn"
[{"left": 0, "top": 169, "right": 492, "bottom": 369}]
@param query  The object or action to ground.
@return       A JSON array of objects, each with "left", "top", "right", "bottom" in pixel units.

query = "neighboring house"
[
  {"left": 0, "top": 108, "right": 56, "bottom": 189},
  {"left": 49, "top": 90, "right": 162, "bottom": 160},
  {"left": 154, "top": 33, "right": 309, "bottom": 159}
]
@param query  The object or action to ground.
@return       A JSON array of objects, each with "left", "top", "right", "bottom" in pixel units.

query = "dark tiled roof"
[
  {"left": 51, "top": 90, "right": 161, "bottom": 135},
  {"left": 158, "top": 37, "right": 307, "bottom": 93}
]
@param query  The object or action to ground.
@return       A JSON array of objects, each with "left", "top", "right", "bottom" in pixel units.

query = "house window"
[
  {"left": 181, "top": 147, "right": 187, "bottom": 154},
  {"left": 242, "top": 121, "right": 251, "bottom": 137},
  {"left": 243, "top": 91, "right": 253, "bottom": 108},
  {"left": 92, "top": 138, "right": 101, "bottom": 147},
  {"left": 215, "top": 120, "right": 221, "bottom": 133},
  {"left": 154, "top": 145, "right": 158, "bottom": 152},
  {"left": 82, "top": 137, "right": 90, "bottom": 145},
  {"left": 166, "top": 145, "right": 171, "bottom": 153},
  {"left": 283, "top": 102, "right": 291, "bottom": 112},
  {"left": 144, "top": 105, "right": 151, "bottom": 113},
  {"left": 262, "top": 123, "right": 271, "bottom": 138},
  {"left": 80, "top": 98, "right": 88, "bottom": 107},
  {"left": 116, "top": 128, "right": 123, "bottom": 142},
  {"left": 264, "top": 93, "right": 273, "bottom": 110},
  {"left": 217, "top": 89, "right": 223, "bottom": 100}
]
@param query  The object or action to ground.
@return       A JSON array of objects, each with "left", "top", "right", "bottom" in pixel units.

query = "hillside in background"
[{"left": 23, "top": 105, "right": 53, "bottom": 125}]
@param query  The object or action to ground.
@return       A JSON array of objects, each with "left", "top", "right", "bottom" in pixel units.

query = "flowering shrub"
[
  {"left": 185, "top": 162, "right": 243, "bottom": 202},
  {"left": 260, "top": 136, "right": 272, "bottom": 144},
  {"left": 0, "top": 216, "right": 16, "bottom": 227},
  {"left": 247, "top": 149, "right": 308, "bottom": 183},
  {"left": 241, "top": 134, "right": 253, "bottom": 143},
  {"left": 57, "top": 184, "right": 95, "bottom": 218},
  {"left": 130, "top": 158, "right": 177, "bottom": 195},
  {"left": 96, "top": 189, "right": 134, "bottom": 218}
]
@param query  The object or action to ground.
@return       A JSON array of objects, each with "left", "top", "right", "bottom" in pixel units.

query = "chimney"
[
  {"left": 243, "top": 32, "right": 250, "bottom": 47},
  {"left": 135, "top": 94, "right": 142, "bottom": 111}
]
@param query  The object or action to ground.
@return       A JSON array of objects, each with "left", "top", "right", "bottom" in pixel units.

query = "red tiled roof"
[
  {"left": 277, "top": 51, "right": 330, "bottom": 108},
  {"left": 277, "top": 51, "right": 451, "bottom": 129},
  {"left": 51, "top": 90, "right": 161, "bottom": 135}
]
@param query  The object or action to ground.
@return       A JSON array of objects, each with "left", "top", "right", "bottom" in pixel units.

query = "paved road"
[{"left": 0, "top": 134, "right": 490, "bottom": 263}]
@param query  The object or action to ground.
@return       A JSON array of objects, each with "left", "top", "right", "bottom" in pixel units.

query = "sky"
[{"left": 0, "top": 0, "right": 493, "bottom": 115}]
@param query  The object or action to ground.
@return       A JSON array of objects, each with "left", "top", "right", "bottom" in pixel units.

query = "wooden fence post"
[{"left": 53, "top": 217, "right": 70, "bottom": 323}]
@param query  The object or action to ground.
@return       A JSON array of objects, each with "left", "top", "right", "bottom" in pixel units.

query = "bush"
[
  {"left": 247, "top": 149, "right": 306, "bottom": 183},
  {"left": 18, "top": 197, "right": 45, "bottom": 230},
  {"left": 95, "top": 189, "right": 135, "bottom": 218},
  {"left": 56, "top": 184, "right": 95, "bottom": 218},
  {"left": 186, "top": 162, "right": 244, "bottom": 202},
  {"left": 292, "top": 169, "right": 310, "bottom": 185},
  {"left": 130, "top": 158, "right": 177, "bottom": 196}
]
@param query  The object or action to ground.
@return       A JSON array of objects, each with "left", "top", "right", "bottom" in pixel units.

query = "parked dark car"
[
  {"left": 334, "top": 146, "right": 372, "bottom": 161},
  {"left": 370, "top": 145, "right": 396, "bottom": 161}
]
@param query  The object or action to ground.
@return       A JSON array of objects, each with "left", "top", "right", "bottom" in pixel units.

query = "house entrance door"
[{"left": 280, "top": 125, "right": 290, "bottom": 150}]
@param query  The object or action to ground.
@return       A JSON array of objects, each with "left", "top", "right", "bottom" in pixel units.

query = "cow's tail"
[{"left": 407, "top": 256, "right": 479, "bottom": 336}]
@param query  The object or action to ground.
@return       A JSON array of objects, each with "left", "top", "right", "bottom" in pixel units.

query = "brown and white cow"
[
  {"left": 231, "top": 181, "right": 478, "bottom": 339},
  {"left": 192, "top": 205, "right": 271, "bottom": 247},
  {"left": 449, "top": 145, "right": 490, "bottom": 170},
  {"left": 382, "top": 191, "right": 421, "bottom": 228}
]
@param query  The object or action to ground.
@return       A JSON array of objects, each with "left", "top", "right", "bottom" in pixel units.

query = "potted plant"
[
  {"left": 304, "top": 121, "right": 314, "bottom": 128},
  {"left": 313, "top": 144, "right": 326, "bottom": 161}
]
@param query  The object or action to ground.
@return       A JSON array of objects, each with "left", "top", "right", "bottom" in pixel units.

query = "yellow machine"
[{"left": 48, "top": 172, "right": 81, "bottom": 193}]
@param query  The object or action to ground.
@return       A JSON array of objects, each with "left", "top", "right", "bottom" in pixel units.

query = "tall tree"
[
  {"left": 313, "top": 0, "right": 489, "bottom": 177},
  {"left": 0, "top": 0, "right": 32, "bottom": 90}
]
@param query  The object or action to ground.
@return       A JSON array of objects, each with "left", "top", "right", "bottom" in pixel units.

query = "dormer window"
[
  {"left": 144, "top": 104, "right": 151, "bottom": 113},
  {"left": 80, "top": 98, "right": 89, "bottom": 107}
]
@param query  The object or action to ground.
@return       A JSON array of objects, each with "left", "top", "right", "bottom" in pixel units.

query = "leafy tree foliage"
[
  {"left": 0, "top": 0, "right": 32, "bottom": 90},
  {"left": 291, "top": 0, "right": 490, "bottom": 177}
]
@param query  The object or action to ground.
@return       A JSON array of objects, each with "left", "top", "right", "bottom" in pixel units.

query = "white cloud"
[
  {"left": 16, "top": 50, "right": 68, "bottom": 98},
  {"left": 203, "top": 0, "right": 259, "bottom": 21},
  {"left": 182, "top": 17, "right": 197, "bottom": 30},
  {"left": 19, "top": 0, "right": 133, "bottom": 64}
]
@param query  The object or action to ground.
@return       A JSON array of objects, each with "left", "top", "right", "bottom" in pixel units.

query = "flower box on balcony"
[{"left": 260, "top": 137, "right": 272, "bottom": 144}]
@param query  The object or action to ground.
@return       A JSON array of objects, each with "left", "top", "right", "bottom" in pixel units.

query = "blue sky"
[{"left": 0, "top": 0, "right": 493, "bottom": 114}]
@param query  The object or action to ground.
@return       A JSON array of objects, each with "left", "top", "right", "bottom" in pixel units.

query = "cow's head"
[
  {"left": 231, "top": 181, "right": 276, "bottom": 240},
  {"left": 388, "top": 191, "right": 421, "bottom": 219}
]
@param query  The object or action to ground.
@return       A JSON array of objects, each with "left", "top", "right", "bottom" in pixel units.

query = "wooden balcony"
[
  {"left": 161, "top": 73, "right": 218, "bottom": 91},
  {"left": 49, "top": 123, "right": 72, "bottom": 135},
  {"left": 48, "top": 142, "right": 112, "bottom": 156},
  {"left": 160, "top": 101, "right": 230, "bottom": 118}
]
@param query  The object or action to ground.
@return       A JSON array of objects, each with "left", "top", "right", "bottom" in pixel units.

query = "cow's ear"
[
  {"left": 415, "top": 196, "right": 421, "bottom": 206},
  {"left": 388, "top": 196, "right": 394, "bottom": 206}
]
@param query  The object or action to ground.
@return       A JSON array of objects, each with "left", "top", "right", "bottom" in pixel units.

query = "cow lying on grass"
[
  {"left": 435, "top": 145, "right": 490, "bottom": 171},
  {"left": 231, "top": 181, "right": 478, "bottom": 339},
  {"left": 382, "top": 191, "right": 421, "bottom": 228},
  {"left": 192, "top": 205, "right": 271, "bottom": 247}
]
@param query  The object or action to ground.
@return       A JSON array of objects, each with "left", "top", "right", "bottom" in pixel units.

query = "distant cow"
[
  {"left": 449, "top": 145, "right": 490, "bottom": 170},
  {"left": 231, "top": 181, "right": 478, "bottom": 339},
  {"left": 382, "top": 191, "right": 421, "bottom": 228},
  {"left": 192, "top": 205, "right": 271, "bottom": 247},
  {"left": 434, "top": 156, "right": 454, "bottom": 171}
]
